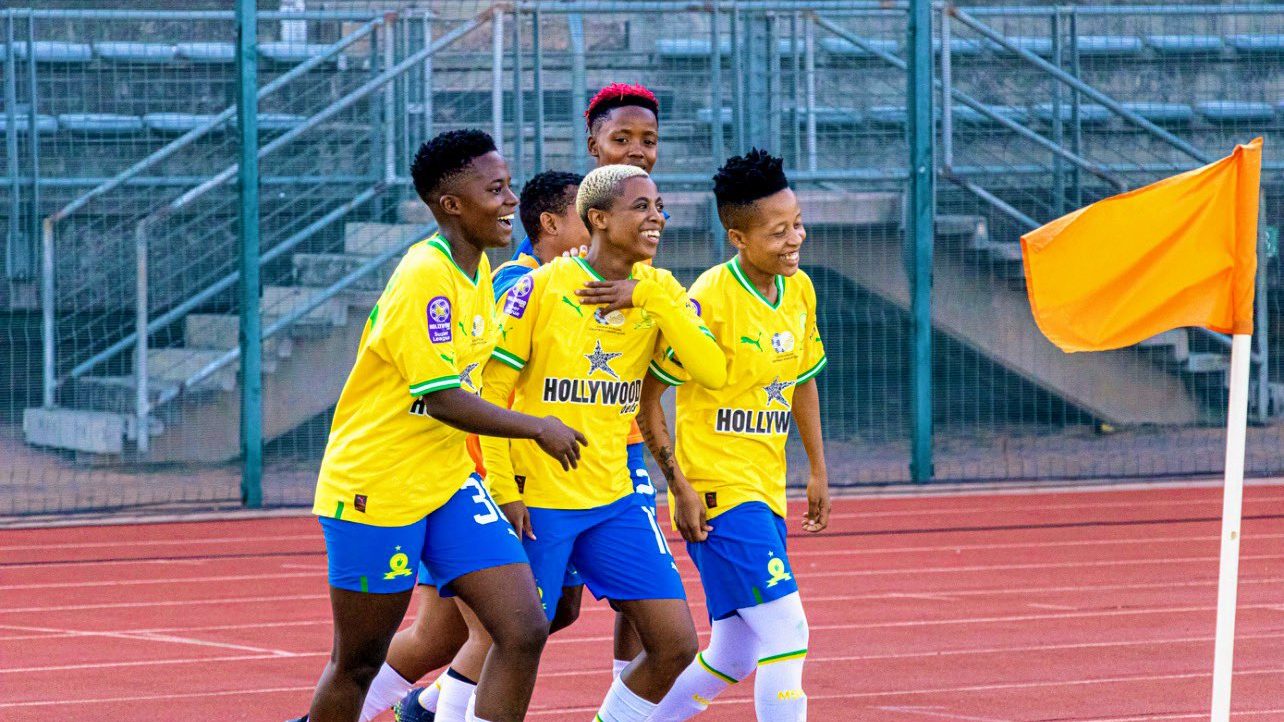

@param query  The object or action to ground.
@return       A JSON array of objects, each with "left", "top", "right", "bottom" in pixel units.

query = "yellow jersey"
[
  {"left": 650, "top": 258, "right": 826, "bottom": 522},
  {"left": 480, "top": 255, "right": 725, "bottom": 510},
  {"left": 313, "top": 233, "right": 496, "bottom": 526}
]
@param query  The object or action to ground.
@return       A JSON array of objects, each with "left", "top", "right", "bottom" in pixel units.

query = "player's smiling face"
[
  {"left": 730, "top": 188, "right": 805, "bottom": 277},
  {"left": 593, "top": 175, "right": 665, "bottom": 264},
  {"left": 447, "top": 151, "right": 519, "bottom": 249},
  {"left": 588, "top": 106, "right": 659, "bottom": 173}
]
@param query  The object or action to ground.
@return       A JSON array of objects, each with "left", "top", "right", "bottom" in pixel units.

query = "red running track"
[{"left": 2, "top": 483, "right": 1283, "bottom": 721}]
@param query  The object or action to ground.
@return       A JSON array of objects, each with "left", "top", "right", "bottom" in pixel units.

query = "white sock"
[
  {"left": 436, "top": 668, "right": 478, "bottom": 722},
  {"left": 464, "top": 693, "right": 495, "bottom": 722},
  {"left": 418, "top": 676, "right": 442, "bottom": 712},
  {"left": 652, "top": 615, "right": 758, "bottom": 721},
  {"left": 612, "top": 658, "right": 630, "bottom": 679},
  {"left": 595, "top": 675, "right": 658, "bottom": 722},
  {"left": 739, "top": 594, "right": 809, "bottom": 722},
  {"left": 358, "top": 664, "right": 413, "bottom": 722}
]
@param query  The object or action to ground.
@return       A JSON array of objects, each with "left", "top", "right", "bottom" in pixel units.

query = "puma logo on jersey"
[
  {"left": 561, "top": 296, "right": 583, "bottom": 316},
  {"left": 739, "top": 332, "right": 763, "bottom": 351}
]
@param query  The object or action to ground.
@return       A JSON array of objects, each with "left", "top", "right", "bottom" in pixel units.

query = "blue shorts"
[
  {"left": 525, "top": 493, "right": 685, "bottom": 621},
  {"left": 627, "top": 442, "right": 657, "bottom": 510},
  {"left": 322, "top": 473, "right": 527, "bottom": 596},
  {"left": 686, "top": 501, "right": 798, "bottom": 620}
]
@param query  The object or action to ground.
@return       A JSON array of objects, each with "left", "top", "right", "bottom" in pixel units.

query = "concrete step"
[
  {"left": 261, "top": 285, "right": 353, "bottom": 327},
  {"left": 1138, "top": 329, "right": 1190, "bottom": 364},
  {"left": 23, "top": 406, "right": 132, "bottom": 454},
  {"left": 400, "top": 199, "right": 432, "bottom": 225},
  {"left": 1186, "top": 352, "right": 1230, "bottom": 374},
  {"left": 293, "top": 252, "right": 398, "bottom": 291},
  {"left": 184, "top": 314, "right": 295, "bottom": 357},
  {"left": 937, "top": 214, "right": 989, "bottom": 243},
  {"left": 343, "top": 222, "right": 429, "bottom": 255},
  {"left": 660, "top": 190, "right": 903, "bottom": 233}
]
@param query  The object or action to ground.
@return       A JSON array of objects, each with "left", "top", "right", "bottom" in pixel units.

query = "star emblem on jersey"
[
  {"left": 762, "top": 377, "right": 796, "bottom": 408},
  {"left": 584, "top": 340, "right": 623, "bottom": 379},
  {"left": 459, "top": 362, "right": 479, "bottom": 390}
]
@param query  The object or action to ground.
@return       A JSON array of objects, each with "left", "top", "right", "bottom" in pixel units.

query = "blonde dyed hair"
[{"left": 576, "top": 164, "right": 650, "bottom": 226}]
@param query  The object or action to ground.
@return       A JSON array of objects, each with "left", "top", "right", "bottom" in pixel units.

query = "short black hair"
[
  {"left": 519, "top": 170, "right": 583, "bottom": 245},
  {"left": 712, "top": 147, "right": 790, "bottom": 229},
  {"left": 410, "top": 129, "right": 497, "bottom": 205}
]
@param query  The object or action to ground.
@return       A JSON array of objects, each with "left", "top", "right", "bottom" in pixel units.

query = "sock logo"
[
  {"left": 776, "top": 689, "right": 805, "bottom": 701},
  {"left": 383, "top": 548, "right": 412, "bottom": 580}
]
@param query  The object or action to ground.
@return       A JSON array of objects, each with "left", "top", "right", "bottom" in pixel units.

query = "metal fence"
[{"left": 2, "top": 1, "right": 1281, "bottom": 517}]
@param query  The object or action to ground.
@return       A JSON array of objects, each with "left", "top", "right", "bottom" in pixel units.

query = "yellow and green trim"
[
  {"left": 491, "top": 347, "right": 526, "bottom": 371},
  {"left": 697, "top": 652, "right": 739, "bottom": 684},
  {"left": 796, "top": 355, "right": 828, "bottom": 384},
  {"left": 409, "top": 375, "right": 461, "bottom": 397},
  {"left": 758, "top": 648, "right": 808, "bottom": 666},
  {"left": 648, "top": 360, "right": 685, "bottom": 386},
  {"left": 426, "top": 233, "right": 479, "bottom": 286},
  {"left": 728, "top": 256, "right": 785, "bottom": 310}
]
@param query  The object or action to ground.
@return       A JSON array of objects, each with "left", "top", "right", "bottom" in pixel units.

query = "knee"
[
  {"left": 548, "top": 590, "right": 582, "bottom": 634},
  {"left": 652, "top": 630, "right": 698, "bottom": 678},
  {"left": 490, "top": 608, "right": 549, "bottom": 659}
]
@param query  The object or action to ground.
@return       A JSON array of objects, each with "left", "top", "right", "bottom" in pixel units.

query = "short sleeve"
[
  {"left": 647, "top": 274, "right": 712, "bottom": 387},
  {"left": 370, "top": 257, "right": 462, "bottom": 397},
  {"left": 491, "top": 268, "right": 541, "bottom": 372},
  {"left": 796, "top": 276, "right": 827, "bottom": 384}
]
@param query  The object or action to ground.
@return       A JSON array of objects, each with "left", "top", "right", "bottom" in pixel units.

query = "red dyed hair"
[{"left": 584, "top": 82, "right": 660, "bottom": 130}]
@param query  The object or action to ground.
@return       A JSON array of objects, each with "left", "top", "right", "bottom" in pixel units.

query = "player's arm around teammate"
[
  {"left": 479, "top": 164, "right": 725, "bottom": 722},
  {"left": 301, "top": 130, "right": 585, "bottom": 722},
  {"left": 645, "top": 149, "right": 831, "bottom": 722}
]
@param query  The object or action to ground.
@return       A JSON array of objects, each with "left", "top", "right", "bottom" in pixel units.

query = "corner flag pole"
[{"left": 1209, "top": 332, "right": 1252, "bottom": 722}]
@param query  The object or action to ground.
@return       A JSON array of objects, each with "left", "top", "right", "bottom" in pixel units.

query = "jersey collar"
[
  {"left": 728, "top": 256, "right": 785, "bottom": 310},
  {"left": 426, "top": 233, "right": 479, "bottom": 286}
]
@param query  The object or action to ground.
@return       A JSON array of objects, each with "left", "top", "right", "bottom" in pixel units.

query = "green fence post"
[
  {"left": 907, "top": 0, "right": 935, "bottom": 483},
  {"left": 236, "top": 0, "right": 263, "bottom": 507}
]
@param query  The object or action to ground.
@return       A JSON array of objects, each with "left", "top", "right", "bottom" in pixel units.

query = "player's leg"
[
  {"left": 738, "top": 593, "right": 809, "bottom": 721},
  {"left": 609, "top": 441, "right": 658, "bottom": 675},
  {"left": 426, "top": 600, "right": 494, "bottom": 722},
  {"left": 304, "top": 517, "right": 424, "bottom": 722},
  {"left": 651, "top": 613, "right": 760, "bottom": 721},
  {"left": 418, "top": 475, "right": 550, "bottom": 722},
  {"left": 656, "top": 502, "right": 807, "bottom": 722},
  {"left": 549, "top": 576, "right": 584, "bottom": 634},
  {"left": 361, "top": 579, "right": 466, "bottom": 721},
  {"left": 571, "top": 496, "right": 695, "bottom": 721}
]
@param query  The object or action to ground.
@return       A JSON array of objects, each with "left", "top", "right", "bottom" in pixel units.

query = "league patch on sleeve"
[
  {"left": 503, "top": 274, "right": 534, "bottom": 319},
  {"left": 427, "top": 296, "right": 453, "bottom": 343},
  {"left": 687, "top": 298, "right": 702, "bottom": 317}
]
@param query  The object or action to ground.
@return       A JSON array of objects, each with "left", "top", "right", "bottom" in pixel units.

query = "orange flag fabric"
[{"left": 1021, "top": 137, "right": 1261, "bottom": 353}]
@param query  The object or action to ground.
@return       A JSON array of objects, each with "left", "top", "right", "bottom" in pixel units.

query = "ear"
[
  {"left": 586, "top": 207, "right": 610, "bottom": 231},
  {"left": 727, "top": 227, "right": 748, "bottom": 251},
  {"left": 586, "top": 134, "right": 600, "bottom": 161},
  {"left": 438, "top": 193, "right": 462, "bottom": 217},
  {"left": 539, "top": 210, "right": 560, "bottom": 239}
]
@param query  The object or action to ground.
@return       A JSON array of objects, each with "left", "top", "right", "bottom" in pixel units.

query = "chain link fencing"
[{"left": 1, "top": 0, "right": 1281, "bottom": 517}]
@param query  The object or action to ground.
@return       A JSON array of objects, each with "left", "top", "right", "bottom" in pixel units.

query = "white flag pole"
[{"left": 1209, "top": 332, "right": 1252, "bottom": 722}]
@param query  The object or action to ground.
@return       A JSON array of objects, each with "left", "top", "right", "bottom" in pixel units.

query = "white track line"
[
  {"left": 3, "top": 550, "right": 1281, "bottom": 614},
  {"left": 0, "top": 622, "right": 294, "bottom": 656},
  {"left": 9, "top": 529, "right": 1280, "bottom": 593},
  {"left": 0, "top": 533, "right": 315, "bottom": 552},
  {"left": 1081, "top": 710, "right": 1284, "bottom": 722},
  {"left": 9, "top": 628, "right": 1284, "bottom": 677},
  {"left": 522, "top": 667, "right": 1284, "bottom": 716}
]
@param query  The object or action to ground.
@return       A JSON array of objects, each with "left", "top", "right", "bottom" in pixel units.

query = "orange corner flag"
[{"left": 1021, "top": 137, "right": 1262, "bottom": 353}]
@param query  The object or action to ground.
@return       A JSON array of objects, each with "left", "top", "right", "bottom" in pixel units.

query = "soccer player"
[
  {"left": 298, "top": 129, "right": 586, "bottom": 722},
  {"left": 480, "top": 164, "right": 727, "bottom": 722},
  {"left": 580, "top": 80, "right": 665, "bottom": 678},
  {"left": 643, "top": 149, "right": 831, "bottom": 721},
  {"left": 387, "top": 170, "right": 591, "bottom": 722}
]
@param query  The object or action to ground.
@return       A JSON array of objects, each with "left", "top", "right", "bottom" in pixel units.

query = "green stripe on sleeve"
[
  {"left": 796, "top": 355, "right": 828, "bottom": 384},
  {"left": 491, "top": 347, "right": 526, "bottom": 371},
  {"left": 648, "top": 361, "right": 684, "bottom": 386},
  {"left": 409, "top": 375, "right": 462, "bottom": 397}
]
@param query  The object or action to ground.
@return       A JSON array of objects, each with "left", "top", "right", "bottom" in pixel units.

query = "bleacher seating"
[
  {"left": 1195, "top": 100, "right": 1276, "bottom": 123},
  {"left": 1144, "top": 35, "right": 1225, "bottom": 55},
  {"left": 0, "top": 114, "right": 58, "bottom": 133},
  {"left": 143, "top": 113, "right": 225, "bottom": 134},
  {"left": 175, "top": 42, "right": 236, "bottom": 63},
  {"left": 92, "top": 42, "right": 178, "bottom": 63},
  {"left": 56, "top": 113, "right": 145, "bottom": 133}
]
